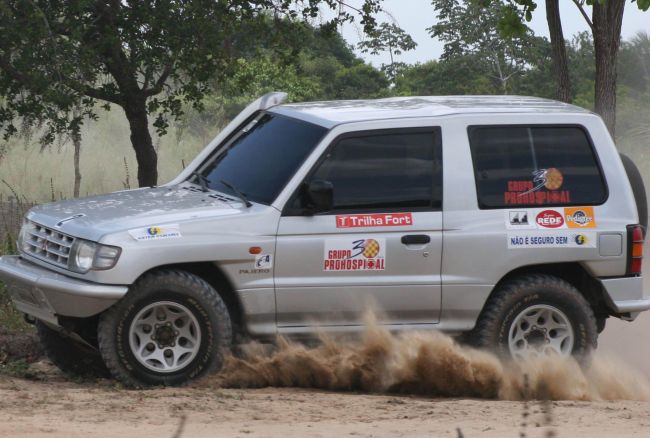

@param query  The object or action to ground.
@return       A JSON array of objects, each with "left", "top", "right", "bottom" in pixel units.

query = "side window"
[
  {"left": 298, "top": 128, "right": 442, "bottom": 213},
  {"left": 468, "top": 126, "right": 607, "bottom": 208}
]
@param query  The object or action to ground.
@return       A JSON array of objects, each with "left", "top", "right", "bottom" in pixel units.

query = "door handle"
[{"left": 401, "top": 234, "right": 430, "bottom": 245}]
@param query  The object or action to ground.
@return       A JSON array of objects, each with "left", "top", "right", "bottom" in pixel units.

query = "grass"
[
  {"left": 0, "top": 283, "right": 29, "bottom": 333},
  {"left": 0, "top": 206, "right": 31, "bottom": 333},
  {"left": 0, "top": 106, "right": 213, "bottom": 202},
  {"left": 0, "top": 358, "right": 45, "bottom": 380}
]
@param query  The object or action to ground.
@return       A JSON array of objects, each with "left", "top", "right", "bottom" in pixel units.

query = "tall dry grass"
[{"left": 0, "top": 105, "right": 220, "bottom": 202}]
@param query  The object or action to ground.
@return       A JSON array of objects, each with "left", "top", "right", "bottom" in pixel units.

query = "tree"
[
  {"left": 545, "top": 0, "right": 571, "bottom": 102},
  {"left": 429, "top": 0, "right": 546, "bottom": 94},
  {"left": 176, "top": 22, "right": 390, "bottom": 142},
  {"left": 495, "top": 0, "right": 650, "bottom": 136},
  {"left": 358, "top": 22, "right": 417, "bottom": 82},
  {"left": 618, "top": 31, "right": 650, "bottom": 92},
  {"left": 394, "top": 58, "right": 499, "bottom": 95},
  {"left": 177, "top": 56, "right": 321, "bottom": 143},
  {"left": 0, "top": 0, "right": 383, "bottom": 187}
]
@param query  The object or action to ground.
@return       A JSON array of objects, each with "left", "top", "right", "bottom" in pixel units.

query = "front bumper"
[
  {"left": 600, "top": 276, "right": 650, "bottom": 320},
  {"left": 0, "top": 255, "right": 127, "bottom": 325}
]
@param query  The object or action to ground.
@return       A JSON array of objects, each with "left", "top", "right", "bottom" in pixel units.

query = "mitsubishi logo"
[{"left": 40, "top": 240, "right": 49, "bottom": 252}]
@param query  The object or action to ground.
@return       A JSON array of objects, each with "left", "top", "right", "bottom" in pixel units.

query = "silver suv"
[{"left": 1, "top": 93, "right": 648, "bottom": 387}]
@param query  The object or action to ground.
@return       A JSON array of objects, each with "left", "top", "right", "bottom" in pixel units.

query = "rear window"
[{"left": 468, "top": 126, "right": 607, "bottom": 208}]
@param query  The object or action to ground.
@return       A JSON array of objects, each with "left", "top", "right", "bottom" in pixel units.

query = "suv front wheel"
[
  {"left": 470, "top": 274, "right": 597, "bottom": 361},
  {"left": 97, "top": 270, "right": 232, "bottom": 387}
]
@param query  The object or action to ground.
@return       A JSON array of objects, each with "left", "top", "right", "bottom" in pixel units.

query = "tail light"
[{"left": 626, "top": 224, "right": 645, "bottom": 275}]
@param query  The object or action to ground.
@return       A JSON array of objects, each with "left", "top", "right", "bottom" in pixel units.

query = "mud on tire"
[
  {"left": 97, "top": 270, "right": 232, "bottom": 388},
  {"left": 36, "top": 321, "right": 109, "bottom": 378},
  {"left": 468, "top": 274, "right": 598, "bottom": 360}
]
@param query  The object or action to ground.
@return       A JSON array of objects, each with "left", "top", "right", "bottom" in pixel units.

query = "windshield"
[{"left": 195, "top": 112, "right": 327, "bottom": 205}]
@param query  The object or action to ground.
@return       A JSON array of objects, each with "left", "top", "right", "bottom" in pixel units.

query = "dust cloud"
[{"left": 208, "top": 314, "right": 650, "bottom": 402}]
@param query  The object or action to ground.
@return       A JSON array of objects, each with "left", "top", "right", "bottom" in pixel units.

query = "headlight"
[
  {"left": 17, "top": 220, "right": 37, "bottom": 253},
  {"left": 93, "top": 244, "right": 121, "bottom": 270},
  {"left": 69, "top": 239, "right": 121, "bottom": 273}
]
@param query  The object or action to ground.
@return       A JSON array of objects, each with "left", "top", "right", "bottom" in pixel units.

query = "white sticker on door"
[
  {"left": 324, "top": 238, "right": 386, "bottom": 271},
  {"left": 507, "top": 231, "right": 597, "bottom": 249}
]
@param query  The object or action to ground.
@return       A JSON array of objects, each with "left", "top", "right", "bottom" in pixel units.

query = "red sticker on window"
[{"left": 336, "top": 213, "right": 413, "bottom": 228}]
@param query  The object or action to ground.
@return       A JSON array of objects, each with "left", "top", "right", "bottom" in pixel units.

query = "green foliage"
[
  {"left": 176, "top": 56, "right": 321, "bottom": 140},
  {"left": 619, "top": 31, "right": 650, "bottom": 93},
  {"left": 0, "top": 1, "right": 386, "bottom": 186},
  {"left": 637, "top": 0, "right": 650, "bottom": 11},
  {"left": 0, "top": 1, "right": 385, "bottom": 138},
  {"left": 429, "top": 0, "right": 548, "bottom": 93},
  {"left": 489, "top": 0, "right": 648, "bottom": 37},
  {"left": 331, "top": 63, "right": 391, "bottom": 99},
  {"left": 176, "top": 22, "right": 390, "bottom": 140},
  {"left": 567, "top": 32, "right": 597, "bottom": 109},
  {"left": 358, "top": 22, "right": 417, "bottom": 81},
  {"left": 394, "top": 58, "right": 496, "bottom": 95}
]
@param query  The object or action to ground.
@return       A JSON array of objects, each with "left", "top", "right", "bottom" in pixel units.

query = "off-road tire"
[
  {"left": 620, "top": 153, "right": 647, "bottom": 232},
  {"left": 97, "top": 270, "right": 232, "bottom": 388},
  {"left": 36, "top": 321, "right": 109, "bottom": 378},
  {"left": 469, "top": 274, "right": 598, "bottom": 359}
]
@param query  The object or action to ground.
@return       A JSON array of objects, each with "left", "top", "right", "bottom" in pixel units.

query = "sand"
[
  {"left": 2, "top": 256, "right": 650, "bottom": 437},
  {"left": 0, "top": 371, "right": 649, "bottom": 438}
]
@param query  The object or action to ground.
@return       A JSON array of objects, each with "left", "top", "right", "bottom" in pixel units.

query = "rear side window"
[{"left": 468, "top": 126, "right": 607, "bottom": 208}]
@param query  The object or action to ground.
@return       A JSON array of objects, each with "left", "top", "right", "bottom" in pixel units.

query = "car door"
[{"left": 274, "top": 127, "right": 443, "bottom": 330}]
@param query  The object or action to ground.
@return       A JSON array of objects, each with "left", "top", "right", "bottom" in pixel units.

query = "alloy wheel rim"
[
  {"left": 508, "top": 304, "right": 574, "bottom": 360},
  {"left": 128, "top": 301, "right": 202, "bottom": 373}
]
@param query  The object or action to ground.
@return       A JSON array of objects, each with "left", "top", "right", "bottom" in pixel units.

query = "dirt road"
[
  {"left": 1, "top": 371, "right": 649, "bottom": 438},
  {"left": 2, "top": 264, "right": 650, "bottom": 438},
  {"left": 1, "top": 307, "right": 648, "bottom": 438}
]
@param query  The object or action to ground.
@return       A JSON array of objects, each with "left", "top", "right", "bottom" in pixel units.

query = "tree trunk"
[
  {"left": 72, "top": 131, "right": 82, "bottom": 198},
  {"left": 545, "top": 0, "right": 572, "bottom": 103},
  {"left": 592, "top": 0, "right": 626, "bottom": 137},
  {"left": 122, "top": 97, "right": 158, "bottom": 187}
]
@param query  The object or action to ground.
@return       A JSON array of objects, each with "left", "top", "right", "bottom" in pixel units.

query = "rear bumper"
[
  {"left": 0, "top": 255, "right": 127, "bottom": 325},
  {"left": 599, "top": 276, "right": 650, "bottom": 319}
]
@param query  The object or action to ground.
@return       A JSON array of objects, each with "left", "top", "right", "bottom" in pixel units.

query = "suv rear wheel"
[
  {"left": 97, "top": 270, "right": 232, "bottom": 387},
  {"left": 470, "top": 274, "right": 597, "bottom": 360}
]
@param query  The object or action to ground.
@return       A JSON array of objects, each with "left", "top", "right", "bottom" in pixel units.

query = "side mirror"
[{"left": 304, "top": 179, "right": 333, "bottom": 214}]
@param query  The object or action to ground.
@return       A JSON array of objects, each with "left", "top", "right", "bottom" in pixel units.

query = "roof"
[{"left": 270, "top": 95, "right": 592, "bottom": 128}]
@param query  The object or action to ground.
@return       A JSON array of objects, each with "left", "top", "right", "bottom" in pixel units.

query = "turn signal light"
[{"left": 627, "top": 225, "right": 645, "bottom": 276}]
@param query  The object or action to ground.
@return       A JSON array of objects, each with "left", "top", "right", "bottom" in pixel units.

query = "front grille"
[{"left": 23, "top": 222, "right": 75, "bottom": 269}]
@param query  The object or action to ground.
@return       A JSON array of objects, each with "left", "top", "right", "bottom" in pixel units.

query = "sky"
[{"left": 331, "top": 0, "right": 650, "bottom": 67}]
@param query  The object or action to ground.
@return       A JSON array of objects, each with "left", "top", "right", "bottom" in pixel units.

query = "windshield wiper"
[
  {"left": 191, "top": 171, "right": 210, "bottom": 192},
  {"left": 220, "top": 180, "right": 252, "bottom": 208}
]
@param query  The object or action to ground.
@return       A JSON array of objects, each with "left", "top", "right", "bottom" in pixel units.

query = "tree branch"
[
  {"left": 80, "top": 86, "right": 123, "bottom": 105},
  {"left": 141, "top": 66, "right": 154, "bottom": 91},
  {"left": 571, "top": 0, "right": 594, "bottom": 31},
  {"left": 0, "top": 54, "right": 33, "bottom": 85},
  {"left": 0, "top": 53, "right": 122, "bottom": 106},
  {"left": 142, "top": 64, "right": 173, "bottom": 97}
]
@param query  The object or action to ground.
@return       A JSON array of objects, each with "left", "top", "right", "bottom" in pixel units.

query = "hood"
[{"left": 26, "top": 184, "right": 246, "bottom": 242}]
